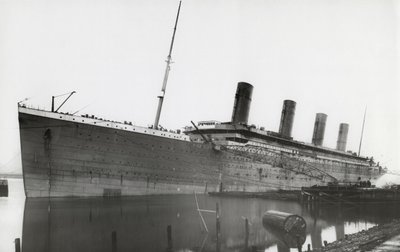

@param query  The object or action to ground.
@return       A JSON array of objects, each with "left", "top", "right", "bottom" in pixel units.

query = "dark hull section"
[
  {"left": 18, "top": 110, "right": 381, "bottom": 197},
  {"left": 19, "top": 112, "right": 224, "bottom": 197}
]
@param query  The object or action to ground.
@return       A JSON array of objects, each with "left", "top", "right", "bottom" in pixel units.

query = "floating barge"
[
  {"left": 208, "top": 190, "right": 301, "bottom": 201},
  {"left": 301, "top": 185, "right": 400, "bottom": 203}
]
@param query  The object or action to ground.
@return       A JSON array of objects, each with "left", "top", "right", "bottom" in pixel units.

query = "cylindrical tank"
[
  {"left": 262, "top": 210, "right": 306, "bottom": 234},
  {"left": 311, "top": 113, "right": 327, "bottom": 146},
  {"left": 263, "top": 223, "right": 306, "bottom": 248},
  {"left": 336, "top": 123, "right": 349, "bottom": 151},
  {"left": 231, "top": 82, "right": 253, "bottom": 125},
  {"left": 278, "top": 100, "right": 296, "bottom": 138}
]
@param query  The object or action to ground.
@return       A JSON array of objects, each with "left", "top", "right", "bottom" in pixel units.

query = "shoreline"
[{"left": 312, "top": 219, "right": 400, "bottom": 251}]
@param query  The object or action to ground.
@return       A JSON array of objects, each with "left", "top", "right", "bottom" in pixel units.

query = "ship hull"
[{"left": 18, "top": 108, "right": 382, "bottom": 197}]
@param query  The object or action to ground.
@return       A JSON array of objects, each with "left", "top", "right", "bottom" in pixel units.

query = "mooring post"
[
  {"left": 245, "top": 218, "right": 249, "bottom": 249},
  {"left": 216, "top": 202, "right": 220, "bottom": 233},
  {"left": 111, "top": 231, "right": 117, "bottom": 252},
  {"left": 167, "top": 225, "right": 172, "bottom": 251},
  {"left": 216, "top": 202, "right": 221, "bottom": 252},
  {"left": 15, "top": 238, "right": 21, "bottom": 252},
  {"left": 296, "top": 234, "right": 302, "bottom": 252}
]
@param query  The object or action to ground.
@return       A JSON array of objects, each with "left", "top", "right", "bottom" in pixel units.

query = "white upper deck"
[{"left": 18, "top": 105, "right": 191, "bottom": 142}]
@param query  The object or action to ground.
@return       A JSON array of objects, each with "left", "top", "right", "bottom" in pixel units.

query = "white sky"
[{"left": 0, "top": 0, "right": 399, "bottom": 174}]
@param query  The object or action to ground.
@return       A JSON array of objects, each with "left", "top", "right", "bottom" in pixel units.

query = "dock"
[
  {"left": 208, "top": 190, "right": 301, "bottom": 201},
  {"left": 301, "top": 185, "right": 400, "bottom": 204},
  {"left": 314, "top": 219, "right": 400, "bottom": 251}
]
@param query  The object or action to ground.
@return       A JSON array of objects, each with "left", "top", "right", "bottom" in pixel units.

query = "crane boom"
[
  {"left": 51, "top": 91, "right": 76, "bottom": 112},
  {"left": 154, "top": 1, "right": 182, "bottom": 129},
  {"left": 358, "top": 106, "right": 367, "bottom": 156}
]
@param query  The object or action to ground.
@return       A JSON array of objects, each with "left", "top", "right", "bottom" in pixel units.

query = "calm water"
[{"left": 1, "top": 179, "right": 400, "bottom": 252}]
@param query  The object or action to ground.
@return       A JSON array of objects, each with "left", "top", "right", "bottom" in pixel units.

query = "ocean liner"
[
  {"left": 17, "top": 81, "right": 385, "bottom": 197},
  {"left": 17, "top": 2, "right": 385, "bottom": 198}
]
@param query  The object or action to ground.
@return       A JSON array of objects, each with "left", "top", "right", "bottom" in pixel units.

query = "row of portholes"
[
  {"left": 308, "top": 157, "right": 366, "bottom": 169},
  {"left": 78, "top": 159, "right": 192, "bottom": 174},
  {"left": 231, "top": 171, "right": 298, "bottom": 181},
  {"left": 75, "top": 131, "right": 191, "bottom": 153},
  {"left": 64, "top": 167, "right": 311, "bottom": 183},
  {"left": 66, "top": 116, "right": 187, "bottom": 140},
  {"left": 74, "top": 141, "right": 163, "bottom": 157},
  {"left": 77, "top": 134, "right": 181, "bottom": 154},
  {"left": 70, "top": 168, "right": 200, "bottom": 184},
  {"left": 63, "top": 116, "right": 139, "bottom": 132},
  {"left": 224, "top": 163, "right": 257, "bottom": 169},
  {"left": 90, "top": 152, "right": 179, "bottom": 164}
]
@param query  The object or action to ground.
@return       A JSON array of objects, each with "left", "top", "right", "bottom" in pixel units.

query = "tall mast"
[
  {"left": 154, "top": 1, "right": 182, "bottom": 129},
  {"left": 358, "top": 106, "right": 367, "bottom": 156}
]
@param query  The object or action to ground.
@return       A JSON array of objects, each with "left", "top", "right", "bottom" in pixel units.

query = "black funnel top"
[
  {"left": 231, "top": 82, "right": 253, "bottom": 125},
  {"left": 279, "top": 100, "right": 296, "bottom": 138}
]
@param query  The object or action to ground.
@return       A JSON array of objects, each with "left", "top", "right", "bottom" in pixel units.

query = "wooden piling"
[
  {"left": 15, "top": 238, "right": 20, "bottom": 252},
  {"left": 245, "top": 218, "right": 249, "bottom": 249},
  {"left": 216, "top": 203, "right": 221, "bottom": 252},
  {"left": 296, "top": 234, "right": 302, "bottom": 252},
  {"left": 111, "top": 231, "right": 117, "bottom": 252},
  {"left": 167, "top": 225, "right": 172, "bottom": 251}
]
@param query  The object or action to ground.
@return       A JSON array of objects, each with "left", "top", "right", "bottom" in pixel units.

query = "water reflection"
[{"left": 22, "top": 195, "right": 400, "bottom": 252}]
